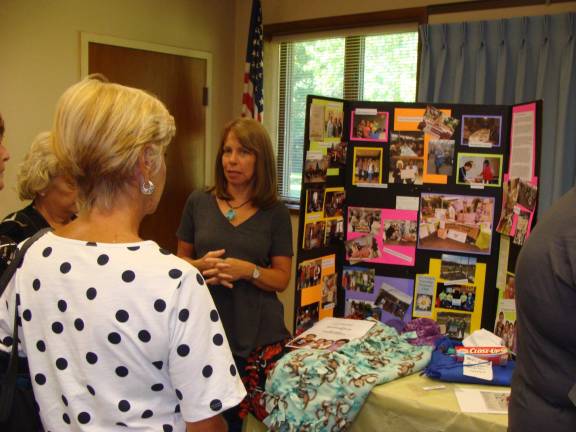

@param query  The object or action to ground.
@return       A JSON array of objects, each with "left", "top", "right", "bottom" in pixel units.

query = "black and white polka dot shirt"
[{"left": 0, "top": 232, "right": 246, "bottom": 431}]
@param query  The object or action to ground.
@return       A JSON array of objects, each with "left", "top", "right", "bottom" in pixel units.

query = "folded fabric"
[
  {"left": 264, "top": 321, "right": 433, "bottom": 431},
  {"left": 424, "top": 337, "right": 515, "bottom": 386}
]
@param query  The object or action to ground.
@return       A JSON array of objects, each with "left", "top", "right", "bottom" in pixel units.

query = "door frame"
[{"left": 80, "top": 32, "right": 213, "bottom": 185}]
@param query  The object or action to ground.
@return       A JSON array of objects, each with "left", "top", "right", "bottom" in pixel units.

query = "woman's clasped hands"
[{"left": 197, "top": 249, "right": 254, "bottom": 288}]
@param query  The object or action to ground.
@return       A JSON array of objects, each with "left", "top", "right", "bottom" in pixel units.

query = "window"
[{"left": 275, "top": 30, "right": 419, "bottom": 202}]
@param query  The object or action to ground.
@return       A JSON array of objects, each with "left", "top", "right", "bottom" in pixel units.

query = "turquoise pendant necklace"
[{"left": 225, "top": 198, "right": 251, "bottom": 221}]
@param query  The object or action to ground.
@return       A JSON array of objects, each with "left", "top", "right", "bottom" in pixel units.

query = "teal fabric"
[
  {"left": 263, "top": 321, "right": 433, "bottom": 431},
  {"left": 418, "top": 13, "right": 576, "bottom": 216}
]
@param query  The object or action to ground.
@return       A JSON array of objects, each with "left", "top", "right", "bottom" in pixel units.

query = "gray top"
[
  {"left": 509, "top": 187, "right": 576, "bottom": 431},
  {"left": 177, "top": 190, "right": 293, "bottom": 358}
]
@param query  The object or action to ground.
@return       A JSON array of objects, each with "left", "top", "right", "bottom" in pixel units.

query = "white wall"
[{"left": 0, "top": 0, "right": 238, "bottom": 214}]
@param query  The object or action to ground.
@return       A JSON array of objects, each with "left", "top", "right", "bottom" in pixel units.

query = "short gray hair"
[{"left": 17, "top": 132, "right": 60, "bottom": 200}]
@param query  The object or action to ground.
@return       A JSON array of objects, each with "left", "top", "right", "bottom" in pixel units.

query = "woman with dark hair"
[{"left": 177, "top": 118, "right": 293, "bottom": 430}]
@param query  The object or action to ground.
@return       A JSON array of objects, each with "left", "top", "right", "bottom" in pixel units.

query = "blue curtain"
[{"left": 418, "top": 13, "right": 576, "bottom": 215}]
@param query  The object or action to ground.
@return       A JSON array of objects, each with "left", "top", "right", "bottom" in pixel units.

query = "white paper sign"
[
  {"left": 454, "top": 388, "right": 510, "bottom": 414},
  {"left": 396, "top": 196, "right": 420, "bottom": 211},
  {"left": 463, "top": 355, "right": 493, "bottom": 381},
  {"left": 355, "top": 108, "right": 378, "bottom": 115}
]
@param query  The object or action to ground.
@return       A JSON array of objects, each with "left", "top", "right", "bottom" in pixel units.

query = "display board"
[{"left": 294, "top": 96, "right": 541, "bottom": 348}]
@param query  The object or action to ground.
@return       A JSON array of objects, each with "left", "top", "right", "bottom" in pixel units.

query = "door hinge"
[{"left": 203, "top": 87, "right": 209, "bottom": 106}]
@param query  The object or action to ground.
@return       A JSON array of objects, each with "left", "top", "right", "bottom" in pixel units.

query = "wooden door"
[{"left": 88, "top": 42, "right": 207, "bottom": 252}]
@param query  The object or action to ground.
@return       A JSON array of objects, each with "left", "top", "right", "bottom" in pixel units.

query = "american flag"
[{"left": 242, "top": 0, "right": 264, "bottom": 121}]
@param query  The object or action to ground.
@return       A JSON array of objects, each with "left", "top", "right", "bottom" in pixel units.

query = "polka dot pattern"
[
  {"left": 115, "top": 366, "right": 129, "bottom": 377},
  {"left": 122, "top": 271, "right": 135, "bottom": 283},
  {"left": 210, "top": 309, "right": 219, "bottom": 322},
  {"left": 154, "top": 299, "right": 166, "bottom": 312},
  {"left": 210, "top": 399, "right": 223, "bottom": 411},
  {"left": 168, "top": 269, "right": 182, "bottom": 279},
  {"left": 4, "top": 236, "right": 245, "bottom": 431},
  {"left": 74, "top": 318, "right": 84, "bottom": 331},
  {"left": 78, "top": 412, "right": 91, "bottom": 424},
  {"left": 35, "top": 374, "right": 46, "bottom": 385},
  {"left": 52, "top": 322, "right": 63, "bottom": 334},
  {"left": 138, "top": 330, "right": 151, "bottom": 343},
  {"left": 177, "top": 344, "right": 190, "bottom": 357},
  {"left": 213, "top": 334, "right": 224, "bottom": 346},
  {"left": 178, "top": 309, "right": 189, "bottom": 322},
  {"left": 56, "top": 358, "right": 68, "bottom": 370},
  {"left": 86, "top": 287, "right": 97, "bottom": 300},
  {"left": 86, "top": 352, "right": 98, "bottom": 364},
  {"left": 108, "top": 332, "right": 121, "bottom": 344},
  {"left": 116, "top": 310, "right": 129, "bottom": 322},
  {"left": 97, "top": 254, "right": 109, "bottom": 265},
  {"left": 118, "top": 400, "right": 130, "bottom": 412}
]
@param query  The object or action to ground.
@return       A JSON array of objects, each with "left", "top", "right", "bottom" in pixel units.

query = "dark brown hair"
[{"left": 212, "top": 118, "right": 278, "bottom": 209}]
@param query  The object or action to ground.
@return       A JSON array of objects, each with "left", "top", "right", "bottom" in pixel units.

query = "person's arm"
[
  {"left": 204, "top": 255, "right": 292, "bottom": 293},
  {"left": 186, "top": 414, "right": 227, "bottom": 432}
]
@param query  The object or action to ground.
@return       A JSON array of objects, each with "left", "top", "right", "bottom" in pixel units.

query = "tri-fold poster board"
[{"left": 294, "top": 96, "right": 541, "bottom": 352}]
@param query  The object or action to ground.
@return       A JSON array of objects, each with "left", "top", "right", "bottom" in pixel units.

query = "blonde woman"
[
  {"left": 0, "top": 134, "right": 77, "bottom": 275},
  {"left": 0, "top": 76, "right": 245, "bottom": 431}
]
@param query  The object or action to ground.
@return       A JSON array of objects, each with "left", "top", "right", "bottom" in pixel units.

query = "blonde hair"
[
  {"left": 17, "top": 132, "right": 61, "bottom": 200},
  {"left": 213, "top": 118, "right": 278, "bottom": 209},
  {"left": 50, "top": 75, "right": 175, "bottom": 211}
]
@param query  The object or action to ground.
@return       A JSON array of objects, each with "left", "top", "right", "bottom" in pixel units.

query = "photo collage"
[
  {"left": 295, "top": 254, "right": 336, "bottom": 335},
  {"left": 412, "top": 256, "right": 487, "bottom": 337},
  {"left": 296, "top": 96, "right": 539, "bottom": 342},
  {"left": 307, "top": 99, "right": 347, "bottom": 182},
  {"left": 348, "top": 105, "right": 507, "bottom": 190}
]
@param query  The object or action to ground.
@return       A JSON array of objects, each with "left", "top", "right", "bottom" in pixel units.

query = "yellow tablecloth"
[{"left": 243, "top": 373, "right": 508, "bottom": 432}]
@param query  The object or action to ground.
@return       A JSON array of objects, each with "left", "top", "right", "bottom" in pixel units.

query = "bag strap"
[
  {"left": 0, "top": 228, "right": 52, "bottom": 297},
  {"left": 0, "top": 227, "right": 52, "bottom": 421}
]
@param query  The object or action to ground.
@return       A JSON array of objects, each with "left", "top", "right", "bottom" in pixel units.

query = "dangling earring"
[{"left": 141, "top": 179, "right": 156, "bottom": 195}]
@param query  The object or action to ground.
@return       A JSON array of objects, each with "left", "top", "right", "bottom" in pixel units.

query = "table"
[{"left": 243, "top": 373, "right": 508, "bottom": 432}]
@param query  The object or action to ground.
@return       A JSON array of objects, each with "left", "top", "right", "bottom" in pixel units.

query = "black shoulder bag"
[{"left": 0, "top": 228, "right": 51, "bottom": 432}]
